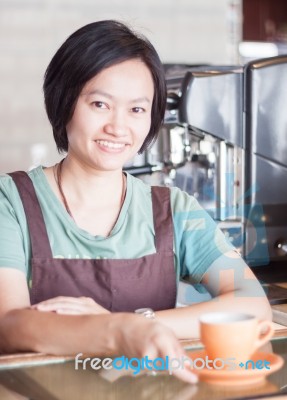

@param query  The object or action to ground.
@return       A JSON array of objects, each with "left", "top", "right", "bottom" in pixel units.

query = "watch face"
[{"left": 135, "top": 308, "right": 155, "bottom": 319}]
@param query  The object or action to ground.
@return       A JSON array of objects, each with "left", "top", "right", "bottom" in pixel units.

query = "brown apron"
[{"left": 9, "top": 171, "right": 177, "bottom": 311}]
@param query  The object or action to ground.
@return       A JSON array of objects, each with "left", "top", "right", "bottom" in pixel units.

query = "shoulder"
[
  {"left": 0, "top": 172, "right": 19, "bottom": 201},
  {"left": 169, "top": 186, "right": 220, "bottom": 238},
  {"left": 0, "top": 166, "right": 44, "bottom": 203},
  {"left": 169, "top": 186, "right": 202, "bottom": 214},
  {"left": 0, "top": 165, "right": 42, "bottom": 181},
  {"left": 126, "top": 175, "right": 204, "bottom": 216},
  {"left": 126, "top": 172, "right": 151, "bottom": 197},
  {"left": 126, "top": 176, "right": 202, "bottom": 213},
  {"left": 27, "top": 165, "right": 46, "bottom": 183}
]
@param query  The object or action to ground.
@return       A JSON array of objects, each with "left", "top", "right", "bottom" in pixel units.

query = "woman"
[{"left": 0, "top": 20, "right": 271, "bottom": 381}]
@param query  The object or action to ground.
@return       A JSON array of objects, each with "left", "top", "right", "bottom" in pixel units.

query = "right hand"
[
  {"left": 31, "top": 296, "right": 110, "bottom": 315},
  {"left": 114, "top": 314, "right": 198, "bottom": 384}
]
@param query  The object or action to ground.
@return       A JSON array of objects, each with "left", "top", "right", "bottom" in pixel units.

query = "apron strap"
[
  {"left": 8, "top": 173, "right": 172, "bottom": 258},
  {"left": 8, "top": 171, "right": 53, "bottom": 259},
  {"left": 151, "top": 186, "right": 173, "bottom": 253}
]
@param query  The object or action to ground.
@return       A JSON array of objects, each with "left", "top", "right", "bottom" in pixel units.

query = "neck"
[
  {"left": 63, "top": 156, "right": 124, "bottom": 192},
  {"left": 54, "top": 157, "right": 126, "bottom": 217}
]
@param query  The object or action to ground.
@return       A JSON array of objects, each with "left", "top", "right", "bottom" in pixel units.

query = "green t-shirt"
[{"left": 0, "top": 166, "right": 234, "bottom": 284}]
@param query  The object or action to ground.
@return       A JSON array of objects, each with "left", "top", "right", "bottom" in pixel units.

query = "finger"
[
  {"left": 157, "top": 339, "right": 198, "bottom": 384},
  {"left": 80, "top": 297, "right": 95, "bottom": 304},
  {"left": 33, "top": 296, "right": 91, "bottom": 306},
  {"left": 56, "top": 307, "right": 108, "bottom": 315},
  {"left": 55, "top": 308, "right": 83, "bottom": 315},
  {"left": 35, "top": 305, "right": 88, "bottom": 315},
  {"left": 140, "top": 344, "right": 158, "bottom": 360},
  {"left": 172, "top": 366, "right": 198, "bottom": 384},
  {"left": 34, "top": 302, "right": 88, "bottom": 313},
  {"left": 144, "top": 345, "right": 198, "bottom": 384}
]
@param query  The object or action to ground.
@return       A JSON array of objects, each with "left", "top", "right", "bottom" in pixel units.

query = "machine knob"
[
  {"left": 275, "top": 240, "right": 287, "bottom": 255},
  {"left": 166, "top": 92, "right": 180, "bottom": 110}
]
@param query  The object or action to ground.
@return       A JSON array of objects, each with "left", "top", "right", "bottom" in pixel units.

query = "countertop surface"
[
  {"left": 0, "top": 331, "right": 287, "bottom": 400},
  {"left": 1, "top": 281, "right": 287, "bottom": 400}
]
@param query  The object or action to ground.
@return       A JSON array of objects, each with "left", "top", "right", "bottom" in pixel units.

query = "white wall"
[{"left": 0, "top": 0, "right": 239, "bottom": 172}]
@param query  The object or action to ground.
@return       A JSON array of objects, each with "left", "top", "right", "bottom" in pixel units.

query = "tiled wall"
[{"left": 0, "top": 0, "right": 236, "bottom": 172}]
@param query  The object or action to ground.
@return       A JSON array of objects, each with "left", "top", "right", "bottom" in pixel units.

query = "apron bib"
[{"left": 9, "top": 171, "right": 177, "bottom": 311}]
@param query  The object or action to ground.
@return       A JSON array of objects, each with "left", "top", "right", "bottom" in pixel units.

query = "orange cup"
[{"left": 199, "top": 312, "right": 274, "bottom": 363}]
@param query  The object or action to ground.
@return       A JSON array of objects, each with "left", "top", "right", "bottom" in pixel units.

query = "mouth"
[{"left": 95, "top": 139, "right": 127, "bottom": 150}]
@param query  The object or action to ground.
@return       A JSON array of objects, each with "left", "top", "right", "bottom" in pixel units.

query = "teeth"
[{"left": 96, "top": 140, "right": 125, "bottom": 149}]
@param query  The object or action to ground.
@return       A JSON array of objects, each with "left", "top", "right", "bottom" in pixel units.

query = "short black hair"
[{"left": 43, "top": 20, "right": 167, "bottom": 154}]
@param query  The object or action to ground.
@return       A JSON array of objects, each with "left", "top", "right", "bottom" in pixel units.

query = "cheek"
[
  {"left": 135, "top": 116, "right": 152, "bottom": 138},
  {"left": 66, "top": 122, "right": 79, "bottom": 143},
  {"left": 66, "top": 114, "right": 93, "bottom": 140}
]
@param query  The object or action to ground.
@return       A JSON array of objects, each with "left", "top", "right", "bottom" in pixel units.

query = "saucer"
[{"left": 187, "top": 350, "right": 284, "bottom": 386}]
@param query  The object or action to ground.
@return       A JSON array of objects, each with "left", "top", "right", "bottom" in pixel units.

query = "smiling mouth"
[{"left": 95, "top": 140, "right": 126, "bottom": 149}]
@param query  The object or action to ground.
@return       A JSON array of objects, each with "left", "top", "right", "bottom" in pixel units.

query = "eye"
[
  {"left": 132, "top": 107, "right": 145, "bottom": 113},
  {"left": 92, "top": 101, "right": 108, "bottom": 109}
]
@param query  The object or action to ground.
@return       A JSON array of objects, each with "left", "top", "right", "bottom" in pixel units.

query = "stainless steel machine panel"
[
  {"left": 178, "top": 69, "right": 243, "bottom": 148},
  {"left": 244, "top": 55, "right": 287, "bottom": 264},
  {"left": 246, "top": 58, "right": 287, "bottom": 167}
]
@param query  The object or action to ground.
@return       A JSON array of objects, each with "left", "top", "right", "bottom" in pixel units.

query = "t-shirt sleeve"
[
  {"left": 0, "top": 177, "right": 27, "bottom": 274},
  {"left": 171, "top": 187, "right": 235, "bottom": 283}
]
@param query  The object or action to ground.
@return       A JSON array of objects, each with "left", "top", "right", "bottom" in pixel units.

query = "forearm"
[
  {"left": 159, "top": 251, "right": 272, "bottom": 339},
  {"left": 0, "top": 308, "right": 122, "bottom": 356},
  {"left": 0, "top": 308, "right": 200, "bottom": 383},
  {"left": 156, "top": 289, "right": 272, "bottom": 339}
]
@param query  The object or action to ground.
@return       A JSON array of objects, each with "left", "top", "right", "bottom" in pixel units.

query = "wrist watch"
[{"left": 134, "top": 308, "right": 155, "bottom": 320}]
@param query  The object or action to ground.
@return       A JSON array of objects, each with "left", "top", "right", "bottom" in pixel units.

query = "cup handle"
[{"left": 254, "top": 320, "right": 274, "bottom": 351}]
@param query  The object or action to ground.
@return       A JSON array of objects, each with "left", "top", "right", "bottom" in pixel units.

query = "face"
[{"left": 66, "top": 59, "right": 154, "bottom": 172}]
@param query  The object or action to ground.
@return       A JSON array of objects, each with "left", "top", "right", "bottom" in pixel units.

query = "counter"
[{"left": 0, "top": 330, "right": 287, "bottom": 400}]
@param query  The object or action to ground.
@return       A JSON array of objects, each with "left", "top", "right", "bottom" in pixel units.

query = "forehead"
[{"left": 82, "top": 59, "right": 154, "bottom": 98}]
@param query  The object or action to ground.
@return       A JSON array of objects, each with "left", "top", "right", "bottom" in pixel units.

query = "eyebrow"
[{"left": 83, "top": 89, "right": 151, "bottom": 104}]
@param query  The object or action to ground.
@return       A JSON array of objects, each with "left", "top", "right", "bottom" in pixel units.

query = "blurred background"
[
  {"left": 0, "top": 0, "right": 287, "bottom": 172},
  {"left": 0, "top": 0, "right": 286, "bottom": 173},
  {"left": 0, "top": 0, "right": 245, "bottom": 171}
]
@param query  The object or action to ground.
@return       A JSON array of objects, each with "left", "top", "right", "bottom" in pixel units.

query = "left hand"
[{"left": 31, "top": 296, "right": 110, "bottom": 315}]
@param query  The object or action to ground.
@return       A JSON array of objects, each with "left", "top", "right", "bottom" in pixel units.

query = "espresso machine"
[
  {"left": 126, "top": 65, "right": 246, "bottom": 253},
  {"left": 125, "top": 58, "right": 287, "bottom": 285}
]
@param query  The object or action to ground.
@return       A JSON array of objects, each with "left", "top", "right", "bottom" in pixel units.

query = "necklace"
[
  {"left": 54, "top": 159, "right": 73, "bottom": 218},
  {"left": 53, "top": 159, "right": 126, "bottom": 221}
]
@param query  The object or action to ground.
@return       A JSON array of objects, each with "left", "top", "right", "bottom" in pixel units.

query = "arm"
[
  {"left": 155, "top": 250, "right": 272, "bottom": 339},
  {"left": 0, "top": 269, "right": 113, "bottom": 354},
  {"left": 0, "top": 269, "right": 197, "bottom": 383},
  {"left": 28, "top": 253, "right": 271, "bottom": 340}
]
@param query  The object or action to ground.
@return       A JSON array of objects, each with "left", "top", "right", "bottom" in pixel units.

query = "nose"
[{"left": 103, "top": 110, "right": 128, "bottom": 137}]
